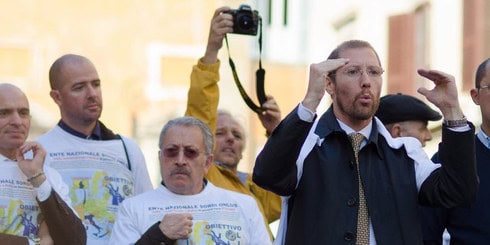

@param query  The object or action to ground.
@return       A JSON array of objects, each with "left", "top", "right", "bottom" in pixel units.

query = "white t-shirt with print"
[
  {"left": 0, "top": 154, "right": 72, "bottom": 241},
  {"left": 37, "top": 125, "right": 153, "bottom": 245},
  {"left": 109, "top": 181, "right": 271, "bottom": 245}
]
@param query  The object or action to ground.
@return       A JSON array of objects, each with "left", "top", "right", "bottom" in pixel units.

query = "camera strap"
[{"left": 224, "top": 17, "right": 266, "bottom": 114}]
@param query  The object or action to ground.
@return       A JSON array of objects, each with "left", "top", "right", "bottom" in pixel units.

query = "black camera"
[{"left": 224, "top": 5, "right": 260, "bottom": 36}]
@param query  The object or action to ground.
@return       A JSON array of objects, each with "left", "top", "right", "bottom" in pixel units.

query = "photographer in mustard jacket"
[{"left": 184, "top": 6, "right": 282, "bottom": 240}]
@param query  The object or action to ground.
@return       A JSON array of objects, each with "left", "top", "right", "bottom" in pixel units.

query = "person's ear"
[
  {"left": 325, "top": 76, "right": 335, "bottom": 96},
  {"left": 203, "top": 154, "right": 213, "bottom": 174},
  {"left": 390, "top": 123, "right": 403, "bottom": 138},
  {"left": 470, "top": 88, "right": 480, "bottom": 105},
  {"left": 49, "top": 90, "right": 62, "bottom": 106}
]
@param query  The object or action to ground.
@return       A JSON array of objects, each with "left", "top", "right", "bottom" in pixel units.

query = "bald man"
[
  {"left": 37, "top": 54, "right": 153, "bottom": 245},
  {"left": 0, "top": 83, "right": 85, "bottom": 245}
]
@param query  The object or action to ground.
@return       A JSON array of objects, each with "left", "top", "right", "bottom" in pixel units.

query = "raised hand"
[
  {"left": 417, "top": 69, "right": 464, "bottom": 120},
  {"left": 302, "top": 58, "right": 349, "bottom": 112},
  {"left": 16, "top": 141, "right": 47, "bottom": 187},
  {"left": 202, "top": 6, "right": 233, "bottom": 64}
]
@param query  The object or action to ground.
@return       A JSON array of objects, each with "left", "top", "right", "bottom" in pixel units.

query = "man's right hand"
[
  {"left": 159, "top": 213, "right": 194, "bottom": 240},
  {"left": 202, "top": 6, "right": 234, "bottom": 64},
  {"left": 16, "top": 141, "right": 47, "bottom": 188},
  {"left": 302, "top": 58, "right": 349, "bottom": 112}
]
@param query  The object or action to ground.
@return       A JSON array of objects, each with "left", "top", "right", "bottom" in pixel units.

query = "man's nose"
[
  {"left": 9, "top": 112, "right": 24, "bottom": 125},
  {"left": 87, "top": 84, "right": 99, "bottom": 96},
  {"left": 359, "top": 72, "right": 372, "bottom": 87},
  {"left": 224, "top": 132, "right": 235, "bottom": 142},
  {"left": 175, "top": 150, "right": 188, "bottom": 164}
]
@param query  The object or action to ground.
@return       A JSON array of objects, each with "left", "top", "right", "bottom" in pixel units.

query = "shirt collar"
[
  {"left": 160, "top": 179, "right": 208, "bottom": 189},
  {"left": 315, "top": 106, "right": 383, "bottom": 148},
  {"left": 337, "top": 119, "right": 373, "bottom": 139},
  {"left": 477, "top": 129, "right": 490, "bottom": 149},
  {"left": 337, "top": 119, "right": 373, "bottom": 148},
  {"left": 58, "top": 120, "right": 103, "bottom": 140}
]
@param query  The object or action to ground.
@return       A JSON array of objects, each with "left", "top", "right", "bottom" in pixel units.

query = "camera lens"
[{"left": 237, "top": 15, "right": 254, "bottom": 30}]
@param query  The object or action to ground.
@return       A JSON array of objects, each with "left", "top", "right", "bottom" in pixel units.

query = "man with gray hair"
[{"left": 110, "top": 116, "right": 271, "bottom": 245}]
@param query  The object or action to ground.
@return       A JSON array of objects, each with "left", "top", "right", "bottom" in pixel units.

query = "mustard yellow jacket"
[{"left": 185, "top": 58, "right": 281, "bottom": 230}]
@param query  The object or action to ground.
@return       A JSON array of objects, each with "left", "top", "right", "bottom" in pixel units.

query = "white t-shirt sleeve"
[
  {"left": 242, "top": 195, "right": 273, "bottom": 245},
  {"left": 35, "top": 179, "right": 52, "bottom": 202},
  {"left": 109, "top": 199, "right": 143, "bottom": 245},
  {"left": 43, "top": 165, "right": 72, "bottom": 205}
]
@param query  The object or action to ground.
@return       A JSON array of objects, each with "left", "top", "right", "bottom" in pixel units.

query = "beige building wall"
[
  {"left": 0, "top": 0, "right": 290, "bottom": 185},
  {"left": 1, "top": 0, "right": 489, "bottom": 186}
]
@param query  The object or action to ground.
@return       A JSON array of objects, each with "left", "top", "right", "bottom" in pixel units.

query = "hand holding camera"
[{"left": 223, "top": 4, "right": 260, "bottom": 36}]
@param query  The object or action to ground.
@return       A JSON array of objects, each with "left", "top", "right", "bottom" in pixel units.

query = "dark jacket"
[
  {"left": 422, "top": 137, "right": 489, "bottom": 245},
  {"left": 253, "top": 106, "right": 477, "bottom": 245}
]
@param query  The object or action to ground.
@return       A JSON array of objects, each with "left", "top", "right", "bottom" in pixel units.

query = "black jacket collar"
[
  {"left": 314, "top": 105, "right": 384, "bottom": 159},
  {"left": 58, "top": 120, "right": 119, "bottom": 140}
]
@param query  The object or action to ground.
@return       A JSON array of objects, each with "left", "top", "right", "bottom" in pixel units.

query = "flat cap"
[{"left": 376, "top": 93, "right": 442, "bottom": 125}]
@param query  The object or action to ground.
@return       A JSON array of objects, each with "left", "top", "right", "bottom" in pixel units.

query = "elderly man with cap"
[{"left": 376, "top": 93, "right": 442, "bottom": 146}]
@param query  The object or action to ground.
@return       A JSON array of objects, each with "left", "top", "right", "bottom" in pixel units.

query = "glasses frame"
[
  {"left": 329, "top": 65, "right": 384, "bottom": 80},
  {"left": 160, "top": 146, "right": 203, "bottom": 160},
  {"left": 478, "top": 85, "right": 490, "bottom": 90}
]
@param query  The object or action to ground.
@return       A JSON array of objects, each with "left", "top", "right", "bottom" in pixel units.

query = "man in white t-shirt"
[
  {"left": 0, "top": 83, "right": 85, "bottom": 244},
  {"left": 109, "top": 117, "right": 271, "bottom": 245},
  {"left": 37, "top": 54, "right": 153, "bottom": 245}
]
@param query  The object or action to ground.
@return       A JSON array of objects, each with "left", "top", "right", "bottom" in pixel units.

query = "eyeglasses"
[
  {"left": 331, "top": 65, "right": 384, "bottom": 80},
  {"left": 161, "top": 146, "right": 202, "bottom": 159},
  {"left": 478, "top": 85, "right": 490, "bottom": 90}
]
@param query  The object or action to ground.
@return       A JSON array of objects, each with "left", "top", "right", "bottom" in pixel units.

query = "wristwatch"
[{"left": 443, "top": 116, "right": 467, "bottom": 128}]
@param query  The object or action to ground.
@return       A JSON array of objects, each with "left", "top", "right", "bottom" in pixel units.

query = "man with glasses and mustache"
[
  {"left": 253, "top": 40, "right": 478, "bottom": 244},
  {"left": 37, "top": 54, "right": 153, "bottom": 245},
  {"left": 109, "top": 117, "right": 271, "bottom": 245},
  {"left": 421, "top": 58, "right": 490, "bottom": 244}
]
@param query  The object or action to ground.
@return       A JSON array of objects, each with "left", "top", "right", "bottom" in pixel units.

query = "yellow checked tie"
[{"left": 348, "top": 133, "right": 369, "bottom": 244}]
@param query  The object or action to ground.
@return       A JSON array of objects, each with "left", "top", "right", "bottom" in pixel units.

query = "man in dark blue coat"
[
  {"left": 253, "top": 40, "right": 477, "bottom": 245},
  {"left": 422, "top": 58, "right": 490, "bottom": 245}
]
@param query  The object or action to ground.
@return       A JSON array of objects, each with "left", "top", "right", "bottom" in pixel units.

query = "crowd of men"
[{"left": 1, "top": 5, "right": 488, "bottom": 245}]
